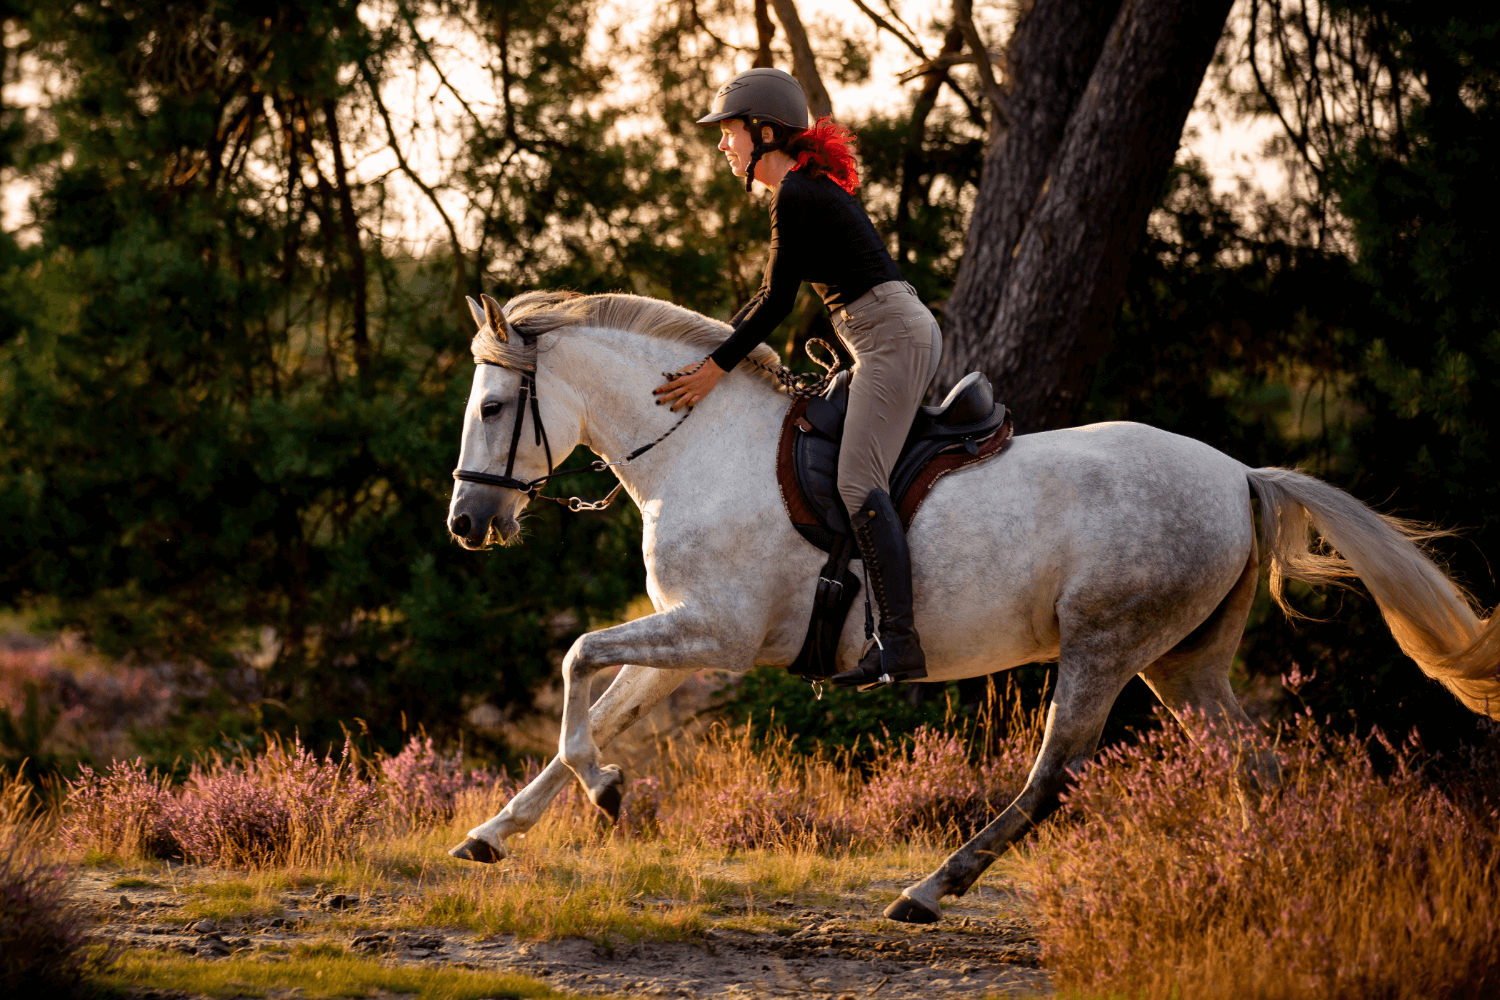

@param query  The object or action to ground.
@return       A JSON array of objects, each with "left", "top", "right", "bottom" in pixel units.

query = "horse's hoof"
[
  {"left": 590, "top": 765, "right": 625, "bottom": 823},
  {"left": 884, "top": 894, "right": 941, "bottom": 924},
  {"left": 448, "top": 837, "right": 504, "bottom": 863}
]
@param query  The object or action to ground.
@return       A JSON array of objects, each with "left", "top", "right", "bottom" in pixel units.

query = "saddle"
[{"left": 777, "top": 371, "right": 1014, "bottom": 679}]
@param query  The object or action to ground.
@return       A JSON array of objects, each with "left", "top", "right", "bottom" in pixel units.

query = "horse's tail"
[{"left": 1246, "top": 466, "right": 1500, "bottom": 719}]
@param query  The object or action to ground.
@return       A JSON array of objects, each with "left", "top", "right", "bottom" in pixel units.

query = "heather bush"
[
  {"left": 60, "top": 758, "right": 179, "bottom": 859},
  {"left": 1, "top": 825, "right": 107, "bottom": 998},
  {"left": 619, "top": 773, "right": 665, "bottom": 838},
  {"left": 381, "top": 735, "right": 495, "bottom": 826},
  {"left": 1034, "top": 713, "right": 1500, "bottom": 999},
  {"left": 662, "top": 724, "right": 856, "bottom": 851},
  {"left": 61, "top": 738, "right": 381, "bottom": 865},
  {"left": 170, "top": 737, "right": 381, "bottom": 866},
  {"left": 855, "top": 725, "right": 1033, "bottom": 843}
]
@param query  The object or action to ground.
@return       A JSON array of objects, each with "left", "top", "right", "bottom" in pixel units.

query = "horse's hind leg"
[
  {"left": 450, "top": 664, "right": 693, "bottom": 862},
  {"left": 1140, "top": 548, "right": 1280, "bottom": 787},
  {"left": 887, "top": 637, "right": 1149, "bottom": 923}
]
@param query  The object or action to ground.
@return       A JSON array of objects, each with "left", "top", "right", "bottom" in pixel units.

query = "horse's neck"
[{"left": 544, "top": 328, "right": 785, "bottom": 507}]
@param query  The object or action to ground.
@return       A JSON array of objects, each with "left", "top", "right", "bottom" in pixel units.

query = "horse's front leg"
[
  {"left": 451, "top": 663, "right": 696, "bottom": 862},
  {"left": 558, "top": 607, "right": 737, "bottom": 819}
]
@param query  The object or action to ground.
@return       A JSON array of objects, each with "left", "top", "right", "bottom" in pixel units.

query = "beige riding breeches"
[{"left": 831, "top": 280, "right": 943, "bottom": 517}]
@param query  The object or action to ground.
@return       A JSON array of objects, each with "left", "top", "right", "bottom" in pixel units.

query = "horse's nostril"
[{"left": 451, "top": 514, "right": 471, "bottom": 537}]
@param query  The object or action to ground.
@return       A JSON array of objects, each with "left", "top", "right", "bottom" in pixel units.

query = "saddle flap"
[{"left": 802, "top": 395, "right": 846, "bottom": 440}]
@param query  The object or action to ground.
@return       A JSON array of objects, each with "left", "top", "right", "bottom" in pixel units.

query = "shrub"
[
  {"left": 62, "top": 737, "right": 381, "bottom": 866},
  {"left": 665, "top": 724, "right": 855, "bottom": 851},
  {"left": 60, "top": 758, "right": 178, "bottom": 859},
  {"left": 1033, "top": 713, "right": 1500, "bottom": 999},
  {"left": 381, "top": 735, "right": 495, "bottom": 826},
  {"left": 619, "top": 773, "right": 664, "bottom": 838},
  {"left": 855, "top": 725, "right": 1033, "bottom": 843},
  {"left": 1, "top": 825, "right": 107, "bottom": 998},
  {"left": 169, "top": 737, "right": 381, "bottom": 866}
]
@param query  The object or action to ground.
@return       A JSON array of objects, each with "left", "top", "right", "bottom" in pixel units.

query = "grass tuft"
[
  {"left": 108, "top": 876, "right": 160, "bottom": 889},
  {"left": 102, "top": 947, "right": 581, "bottom": 999}
]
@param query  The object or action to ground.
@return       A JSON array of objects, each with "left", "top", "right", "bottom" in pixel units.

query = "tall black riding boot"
[{"left": 830, "top": 488, "right": 928, "bottom": 687}]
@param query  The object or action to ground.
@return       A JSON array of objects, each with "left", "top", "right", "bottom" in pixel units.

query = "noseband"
[{"left": 451, "top": 351, "right": 693, "bottom": 513}]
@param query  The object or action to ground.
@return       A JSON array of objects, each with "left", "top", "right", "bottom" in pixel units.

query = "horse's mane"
[{"left": 472, "top": 291, "right": 784, "bottom": 389}]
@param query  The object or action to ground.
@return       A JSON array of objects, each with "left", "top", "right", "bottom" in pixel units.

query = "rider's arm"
[{"left": 709, "top": 188, "right": 804, "bottom": 373}]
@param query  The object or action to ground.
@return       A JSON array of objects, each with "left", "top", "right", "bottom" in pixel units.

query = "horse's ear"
[
  {"left": 466, "top": 295, "right": 487, "bottom": 331},
  {"left": 480, "top": 293, "right": 508, "bottom": 343}
]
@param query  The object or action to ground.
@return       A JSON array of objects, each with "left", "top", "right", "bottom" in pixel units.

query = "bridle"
[
  {"left": 451, "top": 314, "right": 840, "bottom": 516},
  {"left": 451, "top": 351, "right": 692, "bottom": 514}
]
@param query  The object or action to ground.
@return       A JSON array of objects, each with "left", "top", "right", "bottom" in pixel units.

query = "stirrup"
[{"left": 829, "top": 656, "right": 927, "bottom": 688}]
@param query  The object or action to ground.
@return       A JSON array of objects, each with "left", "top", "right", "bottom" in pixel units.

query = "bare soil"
[{"left": 77, "top": 868, "right": 1051, "bottom": 999}]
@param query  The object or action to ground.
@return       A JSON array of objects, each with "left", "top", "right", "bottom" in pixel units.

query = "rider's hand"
[{"left": 653, "top": 358, "right": 725, "bottom": 412}]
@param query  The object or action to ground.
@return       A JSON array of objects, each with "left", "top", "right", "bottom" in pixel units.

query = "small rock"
[
  {"left": 351, "top": 933, "right": 392, "bottom": 954},
  {"left": 190, "top": 919, "right": 218, "bottom": 934},
  {"left": 195, "top": 935, "right": 230, "bottom": 957},
  {"left": 321, "top": 893, "right": 358, "bottom": 910}
]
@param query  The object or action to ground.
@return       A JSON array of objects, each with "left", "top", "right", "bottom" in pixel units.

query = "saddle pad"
[{"left": 775, "top": 396, "right": 1015, "bottom": 549}]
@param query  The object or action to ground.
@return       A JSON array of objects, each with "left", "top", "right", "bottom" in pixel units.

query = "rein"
[{"left": 452, "top": 333, "right": 841, "bottom": 515}]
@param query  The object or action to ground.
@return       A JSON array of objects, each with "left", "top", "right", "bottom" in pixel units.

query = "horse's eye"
[{"left": 480, "top": 400, "right": 503, "bottom": 419}]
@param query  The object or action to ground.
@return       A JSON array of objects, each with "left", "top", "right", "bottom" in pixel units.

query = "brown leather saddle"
[{"left": 776, "top": 371, "right": 1014, "bottom": 679}]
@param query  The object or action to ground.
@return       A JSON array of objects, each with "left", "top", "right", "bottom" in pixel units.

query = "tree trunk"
[
  {"left": 770, "top": 0, "right": 833, "bottom": 119},
  {"left": 939, "top": 0, "right": 1232, "bottom": 431},
  {"left": 753, "top": 0, "right": 776, "bottom": 68},
  {"left": 322, "top": 98, "right": 370, "bottom": 383}
]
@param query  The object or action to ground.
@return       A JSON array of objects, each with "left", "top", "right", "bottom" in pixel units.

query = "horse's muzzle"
[{"left": 449, "top": 511, "right": 521, "bottom": 549}]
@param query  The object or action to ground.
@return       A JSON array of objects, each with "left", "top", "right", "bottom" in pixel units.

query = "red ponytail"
[{"left": 785, "top": 117, "right": 860, "bottom": 194}]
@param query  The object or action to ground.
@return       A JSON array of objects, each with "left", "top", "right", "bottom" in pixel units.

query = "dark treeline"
[{"left": 0, "top": 0, "right": 1496, "bottom": 765}]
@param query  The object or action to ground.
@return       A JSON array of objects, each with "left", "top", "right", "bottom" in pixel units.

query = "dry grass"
[
  {"left": 36, "top": 678, "right": 1500, "bottom": 998},
  {"left": 1023, "top": 715, "right": 1500, "bottom": 1000},
  {"left": 102, "top": 946, "right": 580, "bottom": 999}
]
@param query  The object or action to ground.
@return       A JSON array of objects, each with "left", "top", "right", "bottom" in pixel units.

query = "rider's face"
[{"left": 718, "top": 120, "right": 754, "bottom": 178}]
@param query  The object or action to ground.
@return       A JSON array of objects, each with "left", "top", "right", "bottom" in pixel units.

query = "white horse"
[{"left": 444, "top": 290, "right": 1500, "bottom": 924}]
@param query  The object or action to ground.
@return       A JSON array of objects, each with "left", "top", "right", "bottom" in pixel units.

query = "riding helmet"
[{"left": 697, "top": 68, "right": 809, "bottom": 131}]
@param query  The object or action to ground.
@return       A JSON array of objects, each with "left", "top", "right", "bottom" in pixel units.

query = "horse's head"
[{"left": 447, "top": 293, "right": 582, "bottom": 550}]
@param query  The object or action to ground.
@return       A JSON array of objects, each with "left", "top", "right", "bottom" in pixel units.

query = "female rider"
[{"left": 652, "top": 67, "right": 942, "bottom": 688}]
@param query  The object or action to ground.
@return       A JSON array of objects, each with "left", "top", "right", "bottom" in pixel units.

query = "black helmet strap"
[{"left": 743, "top": 117, "right": 788, "bottom": 193}]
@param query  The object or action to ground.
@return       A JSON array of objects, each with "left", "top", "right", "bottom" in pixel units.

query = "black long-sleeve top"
[{"left": 709, "top": 169, "right": 902, "bottom": 373}]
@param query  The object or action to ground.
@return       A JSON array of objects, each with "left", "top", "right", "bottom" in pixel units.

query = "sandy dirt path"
[{"left": 77, "top": 867, "right": 1051, "bottom": 999}]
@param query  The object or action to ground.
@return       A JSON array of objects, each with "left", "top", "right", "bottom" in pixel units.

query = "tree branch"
[
  {"left": 848, "top": 0, "right": 926, "bottom": 60},
  {"left": 358, "top": 60, "right": 467, "bottom": 286},
  {"left": 954, "top": 0, "right": 1005, "bottom": 133},
  {"left": 770, "top": 0, "right": 834, "bottom": 119}
]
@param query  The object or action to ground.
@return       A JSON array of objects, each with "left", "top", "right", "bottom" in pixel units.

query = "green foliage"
[
  {"left": 1090, "top": 0, "right": 1500, "bottom": 748},
  {"left": 0, "top": 1, "right": 720, "bottom": 757},
  {"left": 2, "top": 0, "right": 1497, "bottom": 767},
  {"left": 0, "top": 683, "right": 65, "bottom": 785},
  {"left": 721, "top": 667, "right": 961, "bottom": 758}
]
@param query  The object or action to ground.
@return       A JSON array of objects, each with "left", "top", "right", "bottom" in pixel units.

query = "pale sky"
[{"left": 1, "top": 0, "right": 1286, "bottom": 249}]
